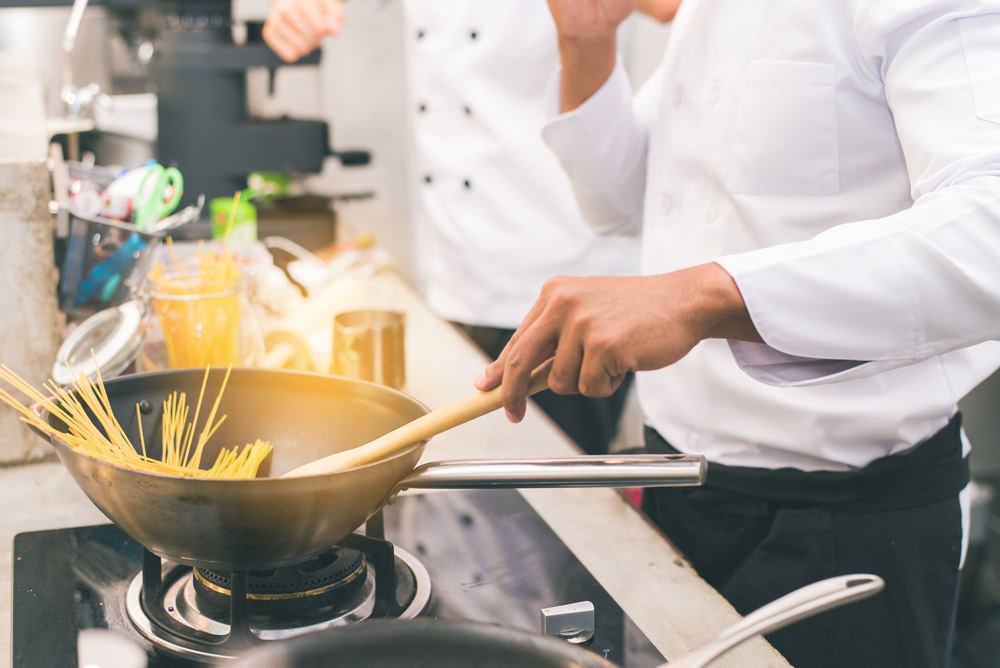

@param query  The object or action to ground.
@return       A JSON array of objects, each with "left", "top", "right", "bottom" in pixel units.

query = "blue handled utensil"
[{"left": 75, "top": 164, "right": 182, "bottom": 307}]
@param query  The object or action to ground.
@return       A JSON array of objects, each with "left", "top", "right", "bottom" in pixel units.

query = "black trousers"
[
  {"left": 451, "top": 322, "right": 632, "bottom": 455},
  {"left": 642, "top": 416, "right": 968, "bottom": 668}
]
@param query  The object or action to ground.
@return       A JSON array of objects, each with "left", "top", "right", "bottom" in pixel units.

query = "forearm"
[
  {"left": 546, "top": 0, "right": 634, "bottom": 111},
  {"left": 666, "top": 263, "right": 762, "bottom": 346},
  {"left": 556, "top": 36, "right": 618, "bottom": 112}
]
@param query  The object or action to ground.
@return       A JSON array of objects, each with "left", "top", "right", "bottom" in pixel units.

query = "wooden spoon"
[{"left": 281, "top": 358, "right": 554, "bottom": 477}]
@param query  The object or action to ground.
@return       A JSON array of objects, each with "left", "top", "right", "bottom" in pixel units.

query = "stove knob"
[{"left": 540, "top": 600, "right": 595, "bottom": 644}]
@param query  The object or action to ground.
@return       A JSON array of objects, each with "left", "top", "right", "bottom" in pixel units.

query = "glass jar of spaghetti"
[{"left": 145, "top": 252, "right": 264, "bottom": 369}]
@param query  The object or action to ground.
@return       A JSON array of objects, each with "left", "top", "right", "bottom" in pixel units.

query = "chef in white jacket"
[
  {"left": 477, "top": 1, "right": 1000, "bottom": 666},
  {"left": 263, "top": 0, "right": 679, "bottom": 454}
]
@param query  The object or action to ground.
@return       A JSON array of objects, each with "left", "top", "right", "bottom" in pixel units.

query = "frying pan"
[
  {"left": 32, "top": 367, "right": 706, "bottom": 570},
  {"left": 230, "top": 574, "right": 885, "bottom": 668}
]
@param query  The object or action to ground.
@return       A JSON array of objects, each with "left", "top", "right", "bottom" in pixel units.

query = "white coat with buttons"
[
  {"left": 402, "top": 0, "right": 640, "bottom": 329},
  {"left": 543, "top": 0, "right": 1000, "bottom": 472}
]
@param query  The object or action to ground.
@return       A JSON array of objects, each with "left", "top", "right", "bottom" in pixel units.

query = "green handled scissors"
[{"left": 134, "top": 164, "right": 183, "bottom": 229}]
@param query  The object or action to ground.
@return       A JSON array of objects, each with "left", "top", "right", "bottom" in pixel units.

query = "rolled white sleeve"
[
  {"left": 717, "top": 4, "right": 1000, "bottom": 386},
  {"left": 541, "top": 58, "right": 648, "bottom": 235}
]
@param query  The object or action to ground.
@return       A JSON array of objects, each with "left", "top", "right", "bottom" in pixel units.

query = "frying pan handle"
[
  {"left": 661, "top": 574, "right": 885, "bottom": 668},
  {"left": 395, "top": 454, "right": 706, "bottom": 490}
]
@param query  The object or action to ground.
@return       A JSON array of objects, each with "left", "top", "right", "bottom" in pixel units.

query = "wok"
[
  {"left": 230, "top": 574, "right": 885, "bottom": 668},
  {"left": 33, "top": 367, "right": 706, "bottom": 570}
]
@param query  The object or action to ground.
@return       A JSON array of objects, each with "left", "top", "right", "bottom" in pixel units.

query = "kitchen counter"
[{"left": 0, "top": 262, "right": 791, "bottom": 668}]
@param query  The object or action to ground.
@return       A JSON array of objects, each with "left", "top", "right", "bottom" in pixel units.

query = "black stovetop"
[{"left": 12, "top": 489, "right": 664, "bottom": 667}]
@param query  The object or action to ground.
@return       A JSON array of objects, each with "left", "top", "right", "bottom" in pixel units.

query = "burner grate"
[
  {"left": 125, "top": 535, "right": 431, "bottom": 661},
  {"left": 192, "top": 547, "right": 367, "bottom": 616}
]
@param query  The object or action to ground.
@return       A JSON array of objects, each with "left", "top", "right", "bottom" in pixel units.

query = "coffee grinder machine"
[
  {"left": 152, "top": 0, "right": 367, "bottom": 211},
  {"left": 68, "top": 0, "right": 367, "bottom": 244}
]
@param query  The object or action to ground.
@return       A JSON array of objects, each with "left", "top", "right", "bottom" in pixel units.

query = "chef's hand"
[
  {"left": 263, "top": 0, "right": 344, "bottom": 63},
  {"left": 475, "top": 263, "right": 762, "bottom": 422}
]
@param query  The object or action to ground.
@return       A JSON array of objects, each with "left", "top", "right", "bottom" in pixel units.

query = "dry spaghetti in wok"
[{"left": 0, "top": 363, "right": 271, "bottom": 479}]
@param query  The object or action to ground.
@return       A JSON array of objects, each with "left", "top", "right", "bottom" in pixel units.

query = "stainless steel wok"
[{"left": 33, "top": 367, "right": 705, "bottom": 570}]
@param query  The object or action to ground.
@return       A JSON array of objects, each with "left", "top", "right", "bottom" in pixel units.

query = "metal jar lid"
[{"left": 52, "top": 300, "right": 148, "bottom": 386}]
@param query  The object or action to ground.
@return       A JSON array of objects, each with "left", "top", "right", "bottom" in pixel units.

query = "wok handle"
[
  {"left": 282, "top": 359, "right": 554, "bottom": 478},
  {"left": 662, "top": 574, "right": 885, "bottom": 668},
  {"left": 395, "top": 454, "right": 706, "bottom": 490}
]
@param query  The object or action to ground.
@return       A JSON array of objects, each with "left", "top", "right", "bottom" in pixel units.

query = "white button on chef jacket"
[
  {"left": 543, "top": 0, "right": 1000, "bottom": 472},
  {"left": 402, "top": 0, "right": 640, "bottom": 329}
]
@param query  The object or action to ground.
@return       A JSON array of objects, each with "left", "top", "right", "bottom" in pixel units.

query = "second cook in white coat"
[{"left": 402, "top": 0, "right": 661, "bottom": 454}]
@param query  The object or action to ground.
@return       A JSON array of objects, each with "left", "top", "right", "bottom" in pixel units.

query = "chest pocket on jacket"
[
  {"left": 726, "top": 60, "right": 839, "bottom": 196},
  {"left": 959, "top": 17, "right": 1000, "bottom": 124}
]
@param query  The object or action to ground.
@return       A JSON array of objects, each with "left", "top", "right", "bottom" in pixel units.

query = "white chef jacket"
[
  {"left": 543, "top": 0, "right": 1000, "bottom": 472},
  {"left": 401, "top": 0, "right": 640, "bottom": 329}
]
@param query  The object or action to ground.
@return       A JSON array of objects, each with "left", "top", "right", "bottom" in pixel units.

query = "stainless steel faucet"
[{"left": 60, "top": 0, "right": 111, "bottom": 120}]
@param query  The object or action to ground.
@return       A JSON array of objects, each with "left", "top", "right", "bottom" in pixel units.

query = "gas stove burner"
[
  {"left": 193, "top": 547, "right": 368, "bottom": 617},
  {"left": 126, "top": 542, "right": 431, "bottom": 662},
  {"left": 12, "top": 492, "right": 668, "bottom": 668}
]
